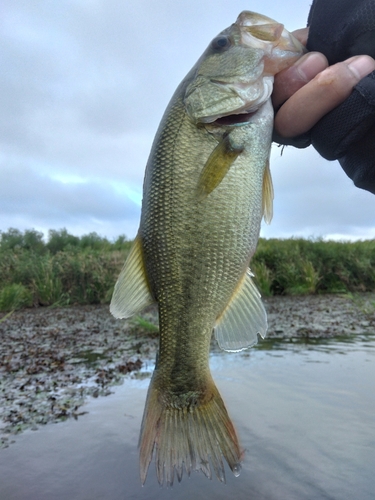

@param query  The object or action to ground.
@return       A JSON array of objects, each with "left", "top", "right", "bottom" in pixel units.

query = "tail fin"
[{"left": 139, "top": 376, "right": 243, "bottom": 486}]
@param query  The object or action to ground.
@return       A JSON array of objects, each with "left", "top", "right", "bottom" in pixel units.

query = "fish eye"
[{"left": 211, "top": 35, "right": 231, "bottom": 51}]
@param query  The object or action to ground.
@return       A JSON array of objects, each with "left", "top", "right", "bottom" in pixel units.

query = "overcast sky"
[{"left": 1, "top": 0, "right": 374, "bottom": 242}]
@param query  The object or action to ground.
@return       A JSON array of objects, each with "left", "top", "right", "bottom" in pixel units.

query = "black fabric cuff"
[
  {"left": 272, "top": 129, "right": 311, "bottom": 149},
  {"left": 311, "top": 71, "right": 375, "bottom": 160}
]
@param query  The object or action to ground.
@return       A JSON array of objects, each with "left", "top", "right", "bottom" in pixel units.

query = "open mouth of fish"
[{"left": 212, "top": 110, "right": 257, "bottom": 126}]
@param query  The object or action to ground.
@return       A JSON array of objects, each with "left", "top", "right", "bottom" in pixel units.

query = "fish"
[{"left": 110, "top": 11, "right": 305, "bottom": 486}]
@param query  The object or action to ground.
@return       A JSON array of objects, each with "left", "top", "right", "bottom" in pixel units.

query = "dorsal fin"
[{"left": 262, "top": 159, "right": 273, "bottom": 224}]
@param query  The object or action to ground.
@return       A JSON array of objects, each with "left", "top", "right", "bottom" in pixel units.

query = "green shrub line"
[
  {"left": 252, "top": 237, "right": 375, "bottom": 296},
  {"left": 1, "top": 229, "right": 374, "bottom": 312},
  {"left": 0, "top": 228, "right": 132, "bottom": 312}
]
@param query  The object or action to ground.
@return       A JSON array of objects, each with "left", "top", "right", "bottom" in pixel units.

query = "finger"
[
  {"left": 273, "top": 52, "right": 328, "bottom": 109},
  {"left": 291, "top": 27, "right": 309, "bottom": 46},
  {"left": 274, "top": 55, "right": 375, "bottom": 138}
]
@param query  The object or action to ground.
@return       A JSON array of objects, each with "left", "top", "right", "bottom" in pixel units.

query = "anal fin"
[
  {"left": 110, "top": 234, "right": 154, "bottom": 319},
  {"left": 214, "top": 269, "right": 267, "bottom": 352}
]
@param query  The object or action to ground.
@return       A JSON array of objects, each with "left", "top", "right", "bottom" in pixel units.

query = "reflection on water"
[{"left": 0, "top": 335, "right": 374, "bottom": 500}]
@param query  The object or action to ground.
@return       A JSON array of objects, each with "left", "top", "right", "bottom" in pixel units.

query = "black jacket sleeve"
[{"left": 273, "top": 0, "right": 375, "bottom": 194}]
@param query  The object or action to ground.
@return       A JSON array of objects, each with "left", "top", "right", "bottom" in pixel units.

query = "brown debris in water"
[
  {"left": 0, "top": 305, "right": 158, "bottom": 448},
  {"left": 0, "top": 294, "right": 374, "bottom": 449}
]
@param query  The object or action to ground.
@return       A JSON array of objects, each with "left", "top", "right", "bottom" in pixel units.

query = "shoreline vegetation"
[{"left": 1, "top": 228, "right": 375, "bottom": 313}]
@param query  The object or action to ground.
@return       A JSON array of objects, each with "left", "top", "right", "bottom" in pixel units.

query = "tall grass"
[
  {"left": 1, "top": 229, "right": 374, "bottom": 312},
  {"left": 0, "top": 228, "right": 132, "bottom": 311},
  {"left": 252, "top": 238, "right": 375, "bottom": 296}
]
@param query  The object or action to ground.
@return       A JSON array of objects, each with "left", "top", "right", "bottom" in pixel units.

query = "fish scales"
[
  {"left": 139, "top": 94, "right": 266, "bottom": 344},
  {"left": 141, "top": 95, "right": 266, "bottom": 380},
  {"left": 110, "top": 11, "right": 305, "bottom": 486}
]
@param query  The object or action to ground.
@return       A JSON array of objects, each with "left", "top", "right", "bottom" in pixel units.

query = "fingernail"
[
  {"left": 347, "top": 56, "right": 375, "bottom": 79},
  {"left": 295, "top": 52, "right": 328, "bottom": 81}
]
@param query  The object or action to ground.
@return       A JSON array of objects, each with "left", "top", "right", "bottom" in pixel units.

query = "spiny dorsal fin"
[
  {"left": 197, "top": 134, "right": 243, "bottom": 200},
  {"left": 110, "top": 234, "right": 154, "bottom": 319},
  {"left": 262, "top": 159, "right": 273, "bottom": 224},
  {"left": 214, "top": 269, "right": 267, "bottom": 352}
]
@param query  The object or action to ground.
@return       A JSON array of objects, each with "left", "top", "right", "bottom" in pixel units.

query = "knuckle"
[
  {"left": 315, "top": 66, "right": 340, "bottom": 87},
  {"left": 314, "top": 63, "right": 355, "bottom": 99}
]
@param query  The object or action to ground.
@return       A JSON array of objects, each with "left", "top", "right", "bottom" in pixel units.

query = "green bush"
[
  {"left": 0, "top": 228, "right": 45, "bottom": 253},
  {"left": 251, "top": 261, "right": 273, "bottom": 296},
  {"left": 0, "top": 228, "right": 131, "bottom": 310},
  {"left": 0, "top": 229, "right": 374, "bottom": 310},
  {"left": 253, "top": 238, "right": 375, "bottom": 295},
  {"left": 0, "top": 284, "right": 33, "bottom": 312}
]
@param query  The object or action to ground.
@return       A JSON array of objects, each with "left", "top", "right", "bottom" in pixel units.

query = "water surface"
[{"left": 0, "top": 335, "right": 374, "bottom": 500}]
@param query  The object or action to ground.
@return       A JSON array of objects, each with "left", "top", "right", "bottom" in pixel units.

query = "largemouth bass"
[{"left": 111, "top": 11, "right": 304, "bottom": 486}]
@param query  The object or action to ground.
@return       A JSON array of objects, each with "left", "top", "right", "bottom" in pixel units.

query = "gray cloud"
[
  {"left": 0, "top": 164, "right": 139, "bottom": 238},
  {"left": 0, "top": 0, "right": 374, "bottom": 241}
]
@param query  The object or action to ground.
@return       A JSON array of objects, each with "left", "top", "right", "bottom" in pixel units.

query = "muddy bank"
[
  {"left": 1, "top": 293, "right": 374, "bottom": 448},
  {"left": 264, "top": 293, "right": 375, "bottom": 338}
]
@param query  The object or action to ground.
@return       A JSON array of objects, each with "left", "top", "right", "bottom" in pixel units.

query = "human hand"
[{"left": 273, "top": 28, "right": 375, "bottom": 139}]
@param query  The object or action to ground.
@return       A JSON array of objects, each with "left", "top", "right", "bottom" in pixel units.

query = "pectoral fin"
[
  {"left": 262, "top": 159, "right": 273, "bottom": 224},
  {"left": 214, "top": 269, "right": 267, "bottom": 352},
  {"left": 110, "top": 234, "right": 154, "bottom": 319},
  {"left": 197, "top": 135, "right": 243, "bottom": 200}
]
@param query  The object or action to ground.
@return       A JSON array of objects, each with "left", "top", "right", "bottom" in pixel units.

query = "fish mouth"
[
  {"left": 212, "top": 110, "right": 256, "bottom": 126},
  {"left": 196, "top": 76, "right": 272, "bottom": 126}
]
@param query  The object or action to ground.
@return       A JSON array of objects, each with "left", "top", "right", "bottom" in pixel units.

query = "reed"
[
  {"left": 1, "top": 229, "right": 374, "bottom": 311},
  {"left": 0, "top": 229, "right": 131, "bottom": 311},
  {"left": 253, "top": 237, "right": 375, "bottom": 296}
]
